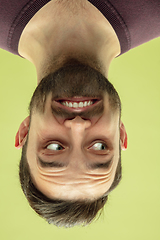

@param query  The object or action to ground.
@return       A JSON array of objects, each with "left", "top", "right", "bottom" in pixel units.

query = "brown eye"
[
  {"left": 47, "top": 143, "right": 64, "bottom": 151},
  {"left": 90, "top": 142, "right": 107, "bottom": 150}
]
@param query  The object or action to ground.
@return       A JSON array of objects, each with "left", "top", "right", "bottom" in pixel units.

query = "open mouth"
[{"left": 54, "top": 97, "right": 101, "bottom": 112}]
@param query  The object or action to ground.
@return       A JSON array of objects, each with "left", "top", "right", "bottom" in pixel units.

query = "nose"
[{"left": 64, "top": 116, "right": 91, "bottom": 131}]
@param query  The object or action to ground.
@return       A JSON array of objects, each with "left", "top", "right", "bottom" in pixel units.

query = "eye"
[
  {"left": 90, "top": 142, "right": 107, "bottom": 150},
  {"left": 47, "top": 143, "right": 64, "bottom": 151}
]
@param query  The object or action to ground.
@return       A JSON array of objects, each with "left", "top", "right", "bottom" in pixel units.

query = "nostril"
[
  {"left": 64, "top": 116, "right": 91, "bottom": 129},
  {"left": 66, "top": 117, "right": 76, "bottom": 120},
  {"left": 66, "top": 116, "right": 88, "bottom": 121}
]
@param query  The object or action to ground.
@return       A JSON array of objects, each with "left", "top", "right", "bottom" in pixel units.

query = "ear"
[
  {"left": 15, "top": 116, "right": 30, "bottom": 149},
  {"left": 120, "top": 121, "right": 128, "bottom": 151}
]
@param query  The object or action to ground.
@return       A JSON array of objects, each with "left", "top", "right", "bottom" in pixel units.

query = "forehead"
[{"left": 30, "top": 156, "right": 119, "bottom": 201}]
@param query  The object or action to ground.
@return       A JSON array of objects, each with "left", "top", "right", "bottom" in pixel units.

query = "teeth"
[
  {"left": 68, "top": 102, "right": 73, "bottom": 107},
  {"left": 83, "top": 101, "right": 88, "bottom": 107},
  {"left": 87, "top": 101, "right": 91, "bottom": 106},
  {"left": 78, "top": 102, "right": 83, "bottom": 108},
  {"left": 73, "top": 102, "right": 78, "bottom": 108},
  {"left": 61, "top": 100, "right": 94, "bottom": 108}
]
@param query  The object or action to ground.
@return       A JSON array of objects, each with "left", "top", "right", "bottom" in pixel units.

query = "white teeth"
[
  {"left": 73, "top": 102, "right": 78, "bottom": 108},
  {"left": 68, "top": 102, "right": 73, "bottom": 107},
  {"left": 78, "top": 102, "right": 83, "bottom": 108},
  {"left": 87, "top": 101, "right": 91, "bottom": 106},
  {"left": 83, "top": 101, "right": 88, "bottom": 107},
  {"left": 61, "top": 100, "right": 94, "bottom": 108}
]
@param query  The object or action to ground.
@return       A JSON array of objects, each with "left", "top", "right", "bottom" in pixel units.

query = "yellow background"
[{"left": 0, "top": 37, "right": 160, "bottom": 239}]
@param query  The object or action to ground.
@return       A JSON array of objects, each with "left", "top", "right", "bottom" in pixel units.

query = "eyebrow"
[
  {"left": 88, "top": 156, "right": 114, "bottom": 170},
  {"left": 38, "top": 157, "right": 66, "bottom": 168},
  {"left": 37, "top": 156, "right": 114, "bottom": 170}
]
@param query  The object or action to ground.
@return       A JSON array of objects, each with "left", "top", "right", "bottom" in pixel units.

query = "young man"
[{"left": 1, "top": 0, "right": 159, "bottom": 227}]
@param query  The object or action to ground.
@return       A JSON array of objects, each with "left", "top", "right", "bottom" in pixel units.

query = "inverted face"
[{"left": 19, "top": 63, "right": 127, "bottom": 201}]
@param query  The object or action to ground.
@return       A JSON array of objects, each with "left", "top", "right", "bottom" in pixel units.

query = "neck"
[{"left": 18, "top": 0, "right": 120, "bottom": 83}]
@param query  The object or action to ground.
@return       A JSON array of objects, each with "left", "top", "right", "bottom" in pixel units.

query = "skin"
[
  {"left": 15, "top": 94, "right": 127, "bottom": 201},
  {"left": 15, "top": 0, "right": 127, "bottom": 200}
]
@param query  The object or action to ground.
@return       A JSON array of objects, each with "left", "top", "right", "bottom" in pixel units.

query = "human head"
[{"left": 16, "top": 60, "right": 127, "bottom": 226}]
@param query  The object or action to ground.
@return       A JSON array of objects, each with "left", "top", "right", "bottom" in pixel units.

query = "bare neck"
[{"left": 18, "top": 0, "right": 120, "bottom": 83}]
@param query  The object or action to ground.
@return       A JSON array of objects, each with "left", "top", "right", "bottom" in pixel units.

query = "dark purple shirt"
[{"left": 0, "top": 0, "right": 160, "bottom": 55}]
